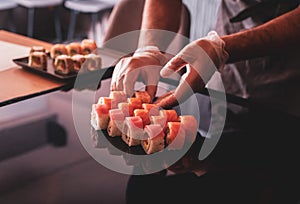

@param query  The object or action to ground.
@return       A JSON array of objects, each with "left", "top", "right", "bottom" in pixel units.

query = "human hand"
[
  {"left": 154, "top": 31, "right": 229, "bottom": 108},
  {"left": 110, "top": 46, "right": 168, "bottom": 100}
]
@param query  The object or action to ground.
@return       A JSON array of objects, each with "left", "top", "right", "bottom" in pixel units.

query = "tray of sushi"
[
  {"left": 90, "top": 90, "right": 200, "bottom": 155},
  {"left": 13, "top": 39, "right": 103, "bottom": 80}
]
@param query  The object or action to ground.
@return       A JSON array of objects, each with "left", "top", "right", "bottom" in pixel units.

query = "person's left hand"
[
  {"left": 111, "top": 46, "right": 168, "bottom": 100},
  {"left": 154, "top": 31, "right": 228, "bottom": 109}
]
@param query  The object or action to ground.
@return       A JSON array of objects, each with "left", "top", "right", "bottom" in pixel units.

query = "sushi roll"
[
  {"left": 53, "top": 54, "right": 73, "bottom": 75},
  {"left": 121, "top": 116, "right": 144, "bottom": 146},
  {"left": 71, "top": 54, "right": 86, "bottom": 73},
  {"left": 109, "top": 91, "right": 127, "bottom": 109},
  {"left": 84, "top": 53, "right": 101, "bottom": 71},
  {"left": 150, "top": 115, "right": 167, "bottom": 128},
  {"left": 142, "top": 103, "right": 160, "bottom": 116},
  {"left": 98, "top": 97, "right": 112, "bottom": 110},
  {"left": 159, "top": 109, "right": 179, "bottom": 122},
  {"left": 128, "top": 98, "right": 142, "bottom": 110},
  {"left": 91, "top": 104, "right": 109, "bottom": 130},
  {"left": 81, "top": 39, "right": 97, "bottom": 55},
  {"left": 134, "top": 109, "right": 150, "bottom": 127},
  {"left": 28, "top": 51, "right": 48, "bottom": 70},
  {"left": 142, "top": 124, "right": 165, "bottom": 154},
  {"left": 118, "top": 102, "right": 134, "bottom": 117},
  {"left": 107, "top": 109, "right": 125, "bottom": 137},
  {"left": 134, "top": 91, "right": 151, "bottom": 104},
  {"left": 109, "top": 91, "right": 126, "bottom": 102},
  {"left": 165, "top": 122, "right": 186, "bottom": 150},
  {"left": 66, "top": 42, "right": 82, "bottom": 56},
  {"left": 178, "top": 115, "right": 198, "bottom": 143},
  {"left": 30, "top": 46, "right": 46, "bottom": 53},
  {"left": 50, "top": 44, "right": 67, "bottom": 59}
]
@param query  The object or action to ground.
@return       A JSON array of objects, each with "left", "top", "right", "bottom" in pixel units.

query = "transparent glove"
[
  {"left": 110, "top": 46, "right": 168, "bottom": 99},
  {"left": 155, "top": 31, "right": 229, "bottom": 108}
]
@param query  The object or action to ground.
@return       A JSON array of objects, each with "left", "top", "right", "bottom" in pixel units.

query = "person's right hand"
[
  {"left": 110, "top": 46, "right": 168, "bottom": 100},
  {"left": 154, "top": 31, "right": 229, "bottom": 109}
]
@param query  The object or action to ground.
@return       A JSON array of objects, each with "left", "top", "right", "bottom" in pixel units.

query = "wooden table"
[{"left": 0, "top": 30, "right": 67, "bottom": 107}]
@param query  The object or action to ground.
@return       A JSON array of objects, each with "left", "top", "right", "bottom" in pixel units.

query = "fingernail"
[{"left": 160, "top": 67, "right": 174, "bottom": 77}]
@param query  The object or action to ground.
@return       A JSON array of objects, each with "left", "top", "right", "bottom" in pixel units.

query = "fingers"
[
  {"left": 153, "top": 90, "right": 174, "bottom": 104},
  {"left": 111, "top": 56, "right": 162, "bottom": 98},
  {"left": 173, "top": 69, "right": 204, "bottom": 104},
  {"left": 155, "top": 65, "right": 205, "bottom": 109},
  {"left": 123, "top": 68, "right": 139, "bottom": 97},
  {"left": 110, "top": 58, "right": 128, "bottom": 91},
  {"left": 111, "top": 82, "right": 117, "bottom": 91},
  {"left": 111, "top": 75, "right": 123, "bottom": 92},
  {"left": 111, "top": 64, "right": 121, "bottom": 91},
  {"left": 145, "top": 85, "right": 157, "bottom": 102},
  {"left": 115, "top": 74, "right": 124, "bottom": 91},
  {"left": 154, "top": 91, "right": 179, "bottom": 109},
  {"left": 154, "top": 74, "right": 191, "bottom": 109},
  {"left": 143, "top": 65, "right": 161, "bottom": 101},
  {"left": 160, "top": 56, "right": 187, "bottom": 78},
  {"left": 174, "top": 74, "right": 193, "bottom": 103}
]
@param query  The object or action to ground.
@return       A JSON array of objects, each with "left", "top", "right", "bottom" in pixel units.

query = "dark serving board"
[
  {"left": 91, "top": 128, "right": 204, "bottom": 156},
  {"left": 13, "top": 55, "right": 77, "bottom": 80},
  {"left": 12, "top": 55, "right": 115, "bottom": 82},
  {"left": 91, "top": 128, "right": 151, "bottom": 155},
  {"left": 90, "top": 128, "right": 209, "bottom": 174}
]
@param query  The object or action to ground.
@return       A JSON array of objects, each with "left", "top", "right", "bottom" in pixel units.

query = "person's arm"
[
  {"left": 223, "top": 6, "right": 300, "bottom": 63},
  {"left": 138, "top": 0, "right": 182, "bottom": 50},
  {"left": 156, "top": 6, "right": 300, "bottom": 108},
  {"left": 111, "top": 0, "right": 183, "bottom": 99}
]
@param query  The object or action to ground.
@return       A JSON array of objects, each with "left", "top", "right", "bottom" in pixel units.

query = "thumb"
[
  {"left": 145, "top": 85, "right": 157, "bottom": 102},
  {"left": 154, "top": 91, "right": 179, "bottom": 109},
  {"left": 160, "top": 56, "right": 187, "bottom": 78}
]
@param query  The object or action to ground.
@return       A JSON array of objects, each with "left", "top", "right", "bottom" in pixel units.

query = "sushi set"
[
  {"left": 13, "top": 39, "right": 102, "bottom": 80},
  {"left": 91, "top": 90, "right": 199, "bottom": 155}
]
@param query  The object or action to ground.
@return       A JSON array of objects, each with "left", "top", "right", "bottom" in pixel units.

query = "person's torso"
[{"left": 213, "top": 0, "right": 300, "bottom": 116}]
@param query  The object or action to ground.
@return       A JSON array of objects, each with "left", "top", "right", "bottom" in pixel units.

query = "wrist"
[
  {"left": 202, "top": 31, "right": 229, "bottom": 72},
  {"left": 135, "top": 45, "right": 161, "bottom": 53},
  {"left": 134, "top": 45, "right": 168, "bottom": 66}
]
